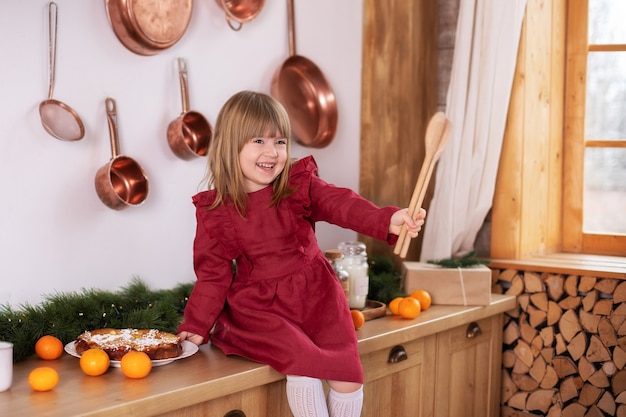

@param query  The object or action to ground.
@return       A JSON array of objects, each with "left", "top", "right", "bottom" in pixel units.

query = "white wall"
[{"left": 0, "top": 1, "right": 363, "bottom": 306}]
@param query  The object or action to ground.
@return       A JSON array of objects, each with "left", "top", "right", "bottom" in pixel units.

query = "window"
[{"left": 563, "top": 0, "right": 626, "bottom": 256}]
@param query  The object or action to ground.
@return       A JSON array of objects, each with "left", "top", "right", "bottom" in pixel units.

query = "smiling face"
[{"left": 239, "top": 134, "right": 288, "bottom": 193}]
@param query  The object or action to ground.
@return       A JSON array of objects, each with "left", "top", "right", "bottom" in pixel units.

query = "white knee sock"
[
  {"left": 327, "top": 386, "right": 363, "bottom": 417},
  {"left": 286, "top": 375, "right": 330, "bottom": 417}
]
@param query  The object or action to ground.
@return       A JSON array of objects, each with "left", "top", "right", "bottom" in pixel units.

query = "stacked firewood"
[{"left": 493, "top": 269, "right": 626, "bottom": 417}]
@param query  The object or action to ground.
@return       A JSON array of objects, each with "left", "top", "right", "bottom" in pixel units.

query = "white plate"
[{"left": 64, "top": 340, "right": 199, "bottom": 367}]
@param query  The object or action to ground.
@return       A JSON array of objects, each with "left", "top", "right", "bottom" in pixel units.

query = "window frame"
[{"left": 563, "top": 0, "right": 626, "bottom": 256}]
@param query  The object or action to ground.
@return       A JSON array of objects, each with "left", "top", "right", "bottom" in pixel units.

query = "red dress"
[{"left": 177, "top": 156, "right": 399, "bottom": 383}]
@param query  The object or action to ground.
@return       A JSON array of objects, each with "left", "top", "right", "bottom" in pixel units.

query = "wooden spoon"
[{"left": 394, "top": 112, "right": 452, "bottom": 258}]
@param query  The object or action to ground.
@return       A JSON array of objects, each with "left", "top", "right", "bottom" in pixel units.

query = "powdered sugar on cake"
[{"left": 74, "top": 328, "right": 183, "bottom": 360}]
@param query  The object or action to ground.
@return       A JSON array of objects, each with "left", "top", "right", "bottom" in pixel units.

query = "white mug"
[{"left": 0, "top": 341, "right": 13, "bottom": 392}]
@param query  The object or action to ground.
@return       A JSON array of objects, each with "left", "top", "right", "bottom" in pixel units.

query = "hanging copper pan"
[
  {"left": 215, "top": 0, "right": 265, "bottom": 31},
  {"left": 104, "top": 0, "right": 193, "bottom": 56},
  {"left": 167, "top": 58, "right": 212, "bottom": 160},
  {"left": 95, "top": 98, "right": 149, "bottom": 210},
  {"left": 39, "top": 2, "right": 85, "bottom": 142},
  {"left": 270, "top": 0, "right": 337, "bottom": 148}
]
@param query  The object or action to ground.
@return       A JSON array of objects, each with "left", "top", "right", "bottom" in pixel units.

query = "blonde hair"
[{"left": 204, "top": 90, "right": 294, "bottom": 216}]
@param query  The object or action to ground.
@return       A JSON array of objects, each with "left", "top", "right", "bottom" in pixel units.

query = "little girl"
[{"left": 177, "top": 90, "right": 426, "bottom": 417}]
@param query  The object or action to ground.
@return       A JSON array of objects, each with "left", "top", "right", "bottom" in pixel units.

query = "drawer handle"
[
  {"left": 388, "top": 345, "right": 408, "bottom": 363},
  {"left": 224, "top": 411, "right": 246, "bottom": 417},
  {"left": 466, "top": 322, "right": 482, "bottom": 338}
]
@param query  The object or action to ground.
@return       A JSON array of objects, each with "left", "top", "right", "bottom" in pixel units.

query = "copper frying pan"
[
  {"left": 95, "top": 98, "right": 149, "bottom": 210},
  {"left": 270, "top": 0, "right": 337, "bottom": 148},
  {"left": 167, "top": 58, "right": 212, "bottom": 160},
  {"left": 215, "top": 0, "right": 265, "bottom": 31},
  {"left": 104, "top": 0, "right": 193, "bottom": 56}
]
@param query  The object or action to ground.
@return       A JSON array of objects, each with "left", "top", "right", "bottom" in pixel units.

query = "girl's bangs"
[{"left": 240, "top": 102, "right": 290, "bottom": 141}]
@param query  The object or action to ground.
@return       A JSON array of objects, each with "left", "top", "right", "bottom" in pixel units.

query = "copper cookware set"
[
  {"left": 39, "top": 2, "right": 85, "bottom": 141},
  {"left": 43, "top": 0, "right": 337, "bottom": 210},
  {"left": 95, "top": 98, "right": 150, "bottom": 210},
  {"left": 271, "top": 0, "right": 337, "bottom": 148},
  {"left": 104, "top": 0, "right": 193, "bottom": 56}
]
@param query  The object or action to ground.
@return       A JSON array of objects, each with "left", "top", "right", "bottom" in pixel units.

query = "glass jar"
[
  {"left": 338, "top": 241, "right": 369, "bottom": 309},
  {"left": 324, "top": 249, "right": 350, "bottom": 299}
]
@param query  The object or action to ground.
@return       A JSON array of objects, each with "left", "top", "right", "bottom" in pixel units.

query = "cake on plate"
[{"left": 74, "top": 328, "right": 183, "bottom": 361}]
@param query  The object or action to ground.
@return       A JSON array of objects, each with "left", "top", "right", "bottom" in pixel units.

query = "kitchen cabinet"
[
  {"left": 358, "top": 304, "right": 505, "bottom": 417},
  {"left": 1, "top": 294, "right": 515, "bottom": 417},
  {"left": 432, "top": 316, "right": 502, "bottom": 417},
  {"left": 361, "top": 335, "right": 436, "bottom": 416}
]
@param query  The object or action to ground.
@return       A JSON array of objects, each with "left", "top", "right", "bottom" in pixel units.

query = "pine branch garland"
[
  {"left": 367, "top": 257, "right": 406, "bottom": 304},
  {"left": 1, "top": 258, "right": 413, "bottom": 363},
  {"left": 0, "top": 277, "right": 194, "bottom": 362},
  {"left": 426, "top": 250, "right": 489, "bottom": 269}
]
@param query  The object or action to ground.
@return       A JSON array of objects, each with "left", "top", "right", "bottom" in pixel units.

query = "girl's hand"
[
  {"left": 177, "top": 331, "right": 204, "bottom": 346},
  {"left": 389, "top": 208, "right": 426, "bottom": 238}
]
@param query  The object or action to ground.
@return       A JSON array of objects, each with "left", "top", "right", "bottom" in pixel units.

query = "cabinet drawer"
[
  {"left": 361, "top": 337, "right": 426, "bottom": 382},
  {"left": 445, "top": 316, "right": 493, "bottom": 352}
]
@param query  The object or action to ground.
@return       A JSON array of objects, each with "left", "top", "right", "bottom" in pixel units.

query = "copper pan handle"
[
  {"left": 46, "top": 1, "right": 58, "bottom": 100},
  {"left": 287, "top": 0, "right": 296, "bottom": 57},
  {"left": 177, "top": 57, "right": 191, "bottom": 114},
  {"left": 105, "top": 98, "right": 121, "bottom": 159},
  {"left": 218, "top": 0, "right": 243, "bottom": 31}
]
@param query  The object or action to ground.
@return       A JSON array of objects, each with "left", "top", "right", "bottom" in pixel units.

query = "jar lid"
[
  {"left": 338, "top": 241, "right": 367, "bottom": 257},
  {"left": 324, "top": 249, "right": 344, "bottom": 261}
]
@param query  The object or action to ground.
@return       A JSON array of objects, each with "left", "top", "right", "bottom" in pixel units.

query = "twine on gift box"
[{"left": 457, "top": 267, "right": 468, "bottom": 306}]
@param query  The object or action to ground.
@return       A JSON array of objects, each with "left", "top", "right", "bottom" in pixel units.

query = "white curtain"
[{"left": 420, "top": 0, "right": 527, "bottom": 261}]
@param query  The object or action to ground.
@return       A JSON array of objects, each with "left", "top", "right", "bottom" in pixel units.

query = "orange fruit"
[
  {"left": 35, "top": 335, "right": 64, "bottom": 360},
  {"left": 79, "top": 348, "right": 110, "bottom": 376},
  {"left": 410, "top": 289, "right": 432, "bottom": 311},
  {"left": 120, "top": 351, "right": 152, "bottom": 379},
  {"left": 398, "top": 296, "right": 421, "bottom": 319},
  {"left": 388, "top": 297, "right": 404, "bottom": 316},
  {"left": 351, "top": 309, "right": 365, "bottom": 329},
  {"left": 28, "top": 367, "right": 59, "bottom": 391}
]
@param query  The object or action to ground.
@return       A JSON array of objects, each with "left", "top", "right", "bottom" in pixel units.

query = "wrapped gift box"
[{"left": 402, "top": 262, "right": 492, "bottom": 306}]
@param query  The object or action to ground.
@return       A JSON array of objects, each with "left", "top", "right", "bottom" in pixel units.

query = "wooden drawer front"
[
  {"left": 161, "top": 385, "right": 270, "bottom": 417},
  {"left": 447, "top": 316, "right": 494, "bottom": 352},
  {"left": 361, "top": 336, "right": 434, "bottom": 417},
  {"left": 361, "top": 337, "right": 426, "bottom": 382}
]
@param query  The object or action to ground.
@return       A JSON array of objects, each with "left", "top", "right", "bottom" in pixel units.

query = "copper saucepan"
[
  {"left": 270, "top": 0, "right": 337, "bottom": 148},
  {"left": 95, "top": 98, "right": 149, "bottom": 210},
  {"left": 167, "top": 58, "right": 212, "bottom": 160},
  {"left": 215, "top": 0, "right": 265, "bottom": 31},
  {"left": 104, "top": 0, "right": 193, "bottom": 56}
]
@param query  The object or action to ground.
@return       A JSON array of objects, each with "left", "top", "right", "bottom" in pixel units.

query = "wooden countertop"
[{"left": 0, "top": 294, "right": 516, "bottom": 417}]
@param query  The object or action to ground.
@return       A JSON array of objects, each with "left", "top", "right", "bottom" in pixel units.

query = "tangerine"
[
  {"left": 350, "top": 309, "right": 365, "bottom": 329},
  {"left": 410, "top": 289, "right": 432, "bottom": 311},
  {"left": 388, "top": 297, "right": 404, "bottom": 316},
  {"left": 35, "top": 335, "right": 64, "bottom": 360},
  {"left": 79, "top": 348, "right": 110, "bottom": 376},
  {"left": 120, "top": 351, "right": 152, "bottom": 379},
  {"left": 398, "top": 296, "right": 421, "bottom": 319},
  {"left": 28, "top": 367, "right": 59, "bottom": 392}
]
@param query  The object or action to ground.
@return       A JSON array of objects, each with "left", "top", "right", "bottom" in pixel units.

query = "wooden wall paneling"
[
  {"left": 491, "top": 0, "right": 565, "bottom": 259},
  {"left": 360, "top": 0, "right": 438, "bottom": 262},
  {"left": 520, "top": 0, "right": 552, "bottom": 257},
  {"left": 562, "top": 1, "right": 588, "bottom": 252},
  {"left": 492, "top": 16, "right": 527, "bottom": 259},
  {"left": 547, "top": 0, "right": 566, "bottom": 255}
]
